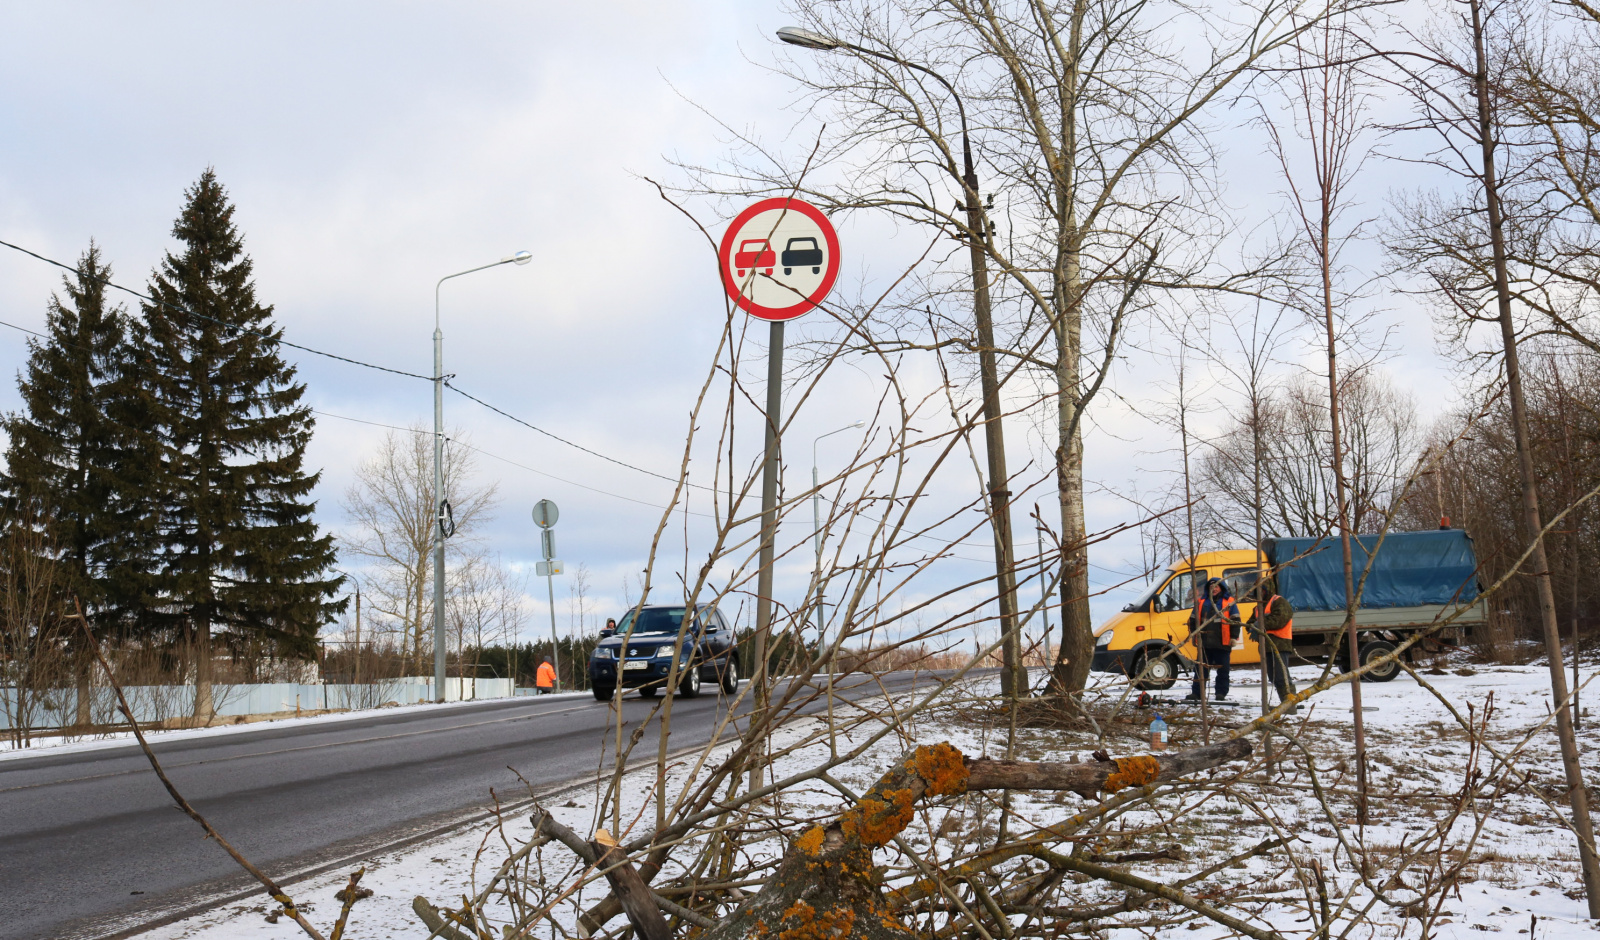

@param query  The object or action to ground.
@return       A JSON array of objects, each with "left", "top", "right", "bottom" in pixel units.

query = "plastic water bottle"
[{"left": 1150, "top": 714, "right": 1169, "bottom": 751}]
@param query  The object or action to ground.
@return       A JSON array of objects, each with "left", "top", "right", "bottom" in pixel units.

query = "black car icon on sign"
[{"left": 781, "top": 237, "right": 824, "bottom": 275}]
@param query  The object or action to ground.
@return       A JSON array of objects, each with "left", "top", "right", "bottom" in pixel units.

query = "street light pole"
[
  {"left": 432, "top": 251, "right": 531, "bottom": 701},
  {"left": 779, "top": 27, "right": 1023, "bottom": 697}
]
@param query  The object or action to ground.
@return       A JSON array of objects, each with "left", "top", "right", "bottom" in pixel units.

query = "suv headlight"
[{"left": 593, "top": 648, "right": 614, "bottom": 660}]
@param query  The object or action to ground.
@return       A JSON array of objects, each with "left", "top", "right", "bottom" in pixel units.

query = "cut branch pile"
[{"left": 503, "top": 740, "right": 1253, "bottom": 940}]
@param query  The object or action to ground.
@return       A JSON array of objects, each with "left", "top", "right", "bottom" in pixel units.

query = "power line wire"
[
  {"left": 443, "top": 380, "right": 718, "bottom": 492},
  {"left": 310, "top": 408, "right": 715, "bottom": 518},
  {"left": 0, "top": 237, "right": 431, "bottom": 381}
]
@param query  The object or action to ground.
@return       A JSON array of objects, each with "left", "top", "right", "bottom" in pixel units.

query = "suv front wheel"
[{"left": 677, "top": 664, "right": 702, "bottom": 698}]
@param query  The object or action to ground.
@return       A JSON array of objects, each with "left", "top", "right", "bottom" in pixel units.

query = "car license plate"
[{"left": 623, "top": 661, "right": 649, "bottom": 671}]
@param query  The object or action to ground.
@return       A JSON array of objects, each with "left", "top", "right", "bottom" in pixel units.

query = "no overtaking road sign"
[{"left": 718, "top": 197, "right": 841, "bottom": 321}]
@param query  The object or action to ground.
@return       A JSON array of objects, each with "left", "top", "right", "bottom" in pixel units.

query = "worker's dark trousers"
[
  {"left": 1263, "top": 642, "right": 1296, "bottom": 703},
  {"left": 1191, "top": 645, "right": 1231, "bottom": 700}
]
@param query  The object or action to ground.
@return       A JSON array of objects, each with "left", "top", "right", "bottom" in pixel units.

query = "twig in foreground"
[{"left": 72, "top": 599, "right": 329, "bottom": 940}]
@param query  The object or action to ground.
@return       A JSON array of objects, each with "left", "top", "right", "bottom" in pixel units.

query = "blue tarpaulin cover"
[{"left": 1264, "top": 530, "right": 1481, "bottom": 611}]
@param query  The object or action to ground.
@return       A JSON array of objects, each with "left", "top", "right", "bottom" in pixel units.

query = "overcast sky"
[{"left": 0, "top": 2, "right": 1469, "bottom": 649}]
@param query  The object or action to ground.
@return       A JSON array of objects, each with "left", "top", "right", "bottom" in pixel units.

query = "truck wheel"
[
  {"left": 1359, "top": 641, "right": 1400, "bottom": 682},
  {"left": 592, "top": 685, "right": 613, "bottom": 702},
  {"left": 1132, "top": 649, "right": 1177, "bottom": 690},
  {"left": 784, "top": 267, "right": 793, "bottom": 274},
  {"left": 721, "top": 656, "right": 740, "bottom": 694}
]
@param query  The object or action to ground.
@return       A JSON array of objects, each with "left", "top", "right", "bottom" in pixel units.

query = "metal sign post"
[
  {"left": 717, "top": 198, "right": 840, "bottom": 791},
  {"left": 533, "top": 500, "right": 561, "bottom": 692}
]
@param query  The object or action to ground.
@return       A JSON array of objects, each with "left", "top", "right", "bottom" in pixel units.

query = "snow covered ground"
[{"left": 135, "top": 660, "right": 1600, "bottom": 939}]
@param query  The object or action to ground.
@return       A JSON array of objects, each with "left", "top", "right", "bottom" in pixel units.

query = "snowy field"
[{"left": 134, "top": 661, "right": 1600, "bottom": 939}]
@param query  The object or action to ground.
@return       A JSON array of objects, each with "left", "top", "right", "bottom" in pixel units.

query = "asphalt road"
[{"left": 0, "top": 670, "right": 953, "bottom": 940}]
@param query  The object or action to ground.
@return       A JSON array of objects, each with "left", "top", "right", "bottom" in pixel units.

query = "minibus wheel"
[{"left": 1132, "top": 649, "right": 1177, "bottom": 690}]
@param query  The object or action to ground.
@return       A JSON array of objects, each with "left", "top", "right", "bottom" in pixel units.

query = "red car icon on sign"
[{"left": 734, "top": 239, "right": 776, "bottom": 277}]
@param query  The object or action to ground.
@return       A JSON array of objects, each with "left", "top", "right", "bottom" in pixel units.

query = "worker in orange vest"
[
  {"left": 535, "top": 657, "right": 557, "bottom": 694},
  {"left": 1186, "top": 578, "right": 1240, "bottom": 702},
  {"left": 1247, "top": 577, "right": 1298, "bottom": 711}
]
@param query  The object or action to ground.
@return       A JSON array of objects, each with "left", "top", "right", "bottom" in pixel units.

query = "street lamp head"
[
  {"left": 849, "top": 419, "right": 866, "bottom": 428},
  {"left": 509, "top": 250, "right": 533, "bottom": 266},
  {"left": 777, "top": 26, "right": 841, "bottom": 50}
]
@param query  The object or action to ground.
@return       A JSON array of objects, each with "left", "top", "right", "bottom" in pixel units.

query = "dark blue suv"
[{"left": 588, "top": 604, "right": 739, "bottom": 701}]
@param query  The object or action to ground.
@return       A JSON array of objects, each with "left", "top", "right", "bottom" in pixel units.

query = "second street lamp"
[
  {"left": 778, "top": 28, "right": 1024, "bottom": 697},
  {"left": 432, "top": 250, "right": 532, "bottom": 701}
]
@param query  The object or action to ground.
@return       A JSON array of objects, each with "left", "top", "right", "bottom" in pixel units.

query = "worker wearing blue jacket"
[{"left": 1187, "top": 578, "right": 1239, "bottom": 702}]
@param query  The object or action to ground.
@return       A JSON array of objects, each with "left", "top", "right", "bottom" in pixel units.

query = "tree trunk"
[
  {"left": 195, "top": 615, "right": 214, "bottom": 723},
  {"left": 1469, "top": 0, "right": 1600, "bottom": 913},
  {"left": 75, "top": 652, "right": 93, "bottom": 728},
  {"left": 1051, "top": 343, "right": 1092, "bottom": 700},
  {"left": 1049, "top": 17, "right": 1093, "bottom": 703}
]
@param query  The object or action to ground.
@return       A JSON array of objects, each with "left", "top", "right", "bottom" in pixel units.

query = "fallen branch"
[
  {"left": 591, "top": 828, "right": 672, "bottom": 940},
  {"left": 530, "top": 810, "right": 718, "bottom": 931},
  {"left": 698, "top": 740, "right": 1254, "bottom": 940}
]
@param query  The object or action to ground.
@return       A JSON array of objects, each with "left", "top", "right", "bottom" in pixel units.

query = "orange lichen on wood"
[
  {"left": 794, "top": 825, "right": 826, "bottom": 856},
  {"left": 1103, "top": 754, "right": 1162, "bottom": 792},
  {"left": 775, "top": 899, "right": 855, "bottom": 940},
  {"left": 841, "top": 787, "right": 916, "bottom": 847},
  {"left": 911, "top": 743, "right": 969, "bottom": 796},
  {"left": 836, "top": 743, "right": 969, "bottom": 848}
]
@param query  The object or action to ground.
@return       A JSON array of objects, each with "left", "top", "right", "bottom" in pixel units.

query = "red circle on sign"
[{"left": 718, "top": 197, "right": 841, "bottom": 321}]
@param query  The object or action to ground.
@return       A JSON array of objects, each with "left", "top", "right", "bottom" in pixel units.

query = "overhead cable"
[
  {"left": 443, "top": 380, "right": 718, "bottom": 493},
  {"left": 310, "top": 408, "right": 714, "bottom": 518},
  {"left": 0, "top": 237, "right": 432, "bottom": 381}
]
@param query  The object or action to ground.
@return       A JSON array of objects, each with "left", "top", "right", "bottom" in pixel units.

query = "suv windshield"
[{"left": 615, "top": 607, "right": 688, "bottom": 636}]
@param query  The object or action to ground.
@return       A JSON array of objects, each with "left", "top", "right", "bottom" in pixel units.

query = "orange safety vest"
[
  {"left": 1263, "top": 596, "right": 1293, "bottom": 639},
  {"left": 1193, "top": 597, "right": 1239, "bottom": 647},
  {"left": 536, "top": 662, "right": 556, "bottom": 688}
]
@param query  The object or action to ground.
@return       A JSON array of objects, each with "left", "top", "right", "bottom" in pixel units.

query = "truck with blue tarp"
[{"left": 1090, "top": 529, "right": 1487, "bottom": 689}]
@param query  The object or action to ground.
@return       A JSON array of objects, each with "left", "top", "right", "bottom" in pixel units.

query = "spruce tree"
[
  {"left": 138, "top": 170, "right": 343, "bottom": 717},
  {"left": 3, "top": 243, "right": 147, "bottom": 724}
]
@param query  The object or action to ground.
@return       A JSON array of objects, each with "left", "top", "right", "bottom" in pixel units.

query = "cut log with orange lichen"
[
  {"left": 1104, "top": 755, "right": 1163, "bottom": 792},
  {"left": 694, "top": 740, "right": 1251, "bottom": 940}
]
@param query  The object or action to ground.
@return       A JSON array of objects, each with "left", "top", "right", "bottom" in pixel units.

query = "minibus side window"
[
  {"left": 1224, "top": 566, "right": 1261, "bottom": 600},
  {"left": 1157, "top": 570, "right": 1205, "bottom": 612}
]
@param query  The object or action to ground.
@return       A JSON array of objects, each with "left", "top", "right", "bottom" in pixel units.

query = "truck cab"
[{"left": 1091, "top": 550, "right": 1266, "bottom": 689}]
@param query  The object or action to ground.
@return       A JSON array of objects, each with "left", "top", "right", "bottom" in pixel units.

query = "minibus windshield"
[{"left": 1122, "top": 574, "right": 1172, "bottom": 612}]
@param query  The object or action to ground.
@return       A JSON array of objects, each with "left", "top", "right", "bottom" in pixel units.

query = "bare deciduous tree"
[
  {"left": 0, "top": 509, "right": 67, "bottom": 746},
  {"left": 1385, "top": 0, "right": 1600, "bottom": 906},
  {"left": 339, "top": 426, "right": 497, "bottom": 674},
  {"left": 1198, "top": 370, "right": 1421, "bottom": 540}
]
